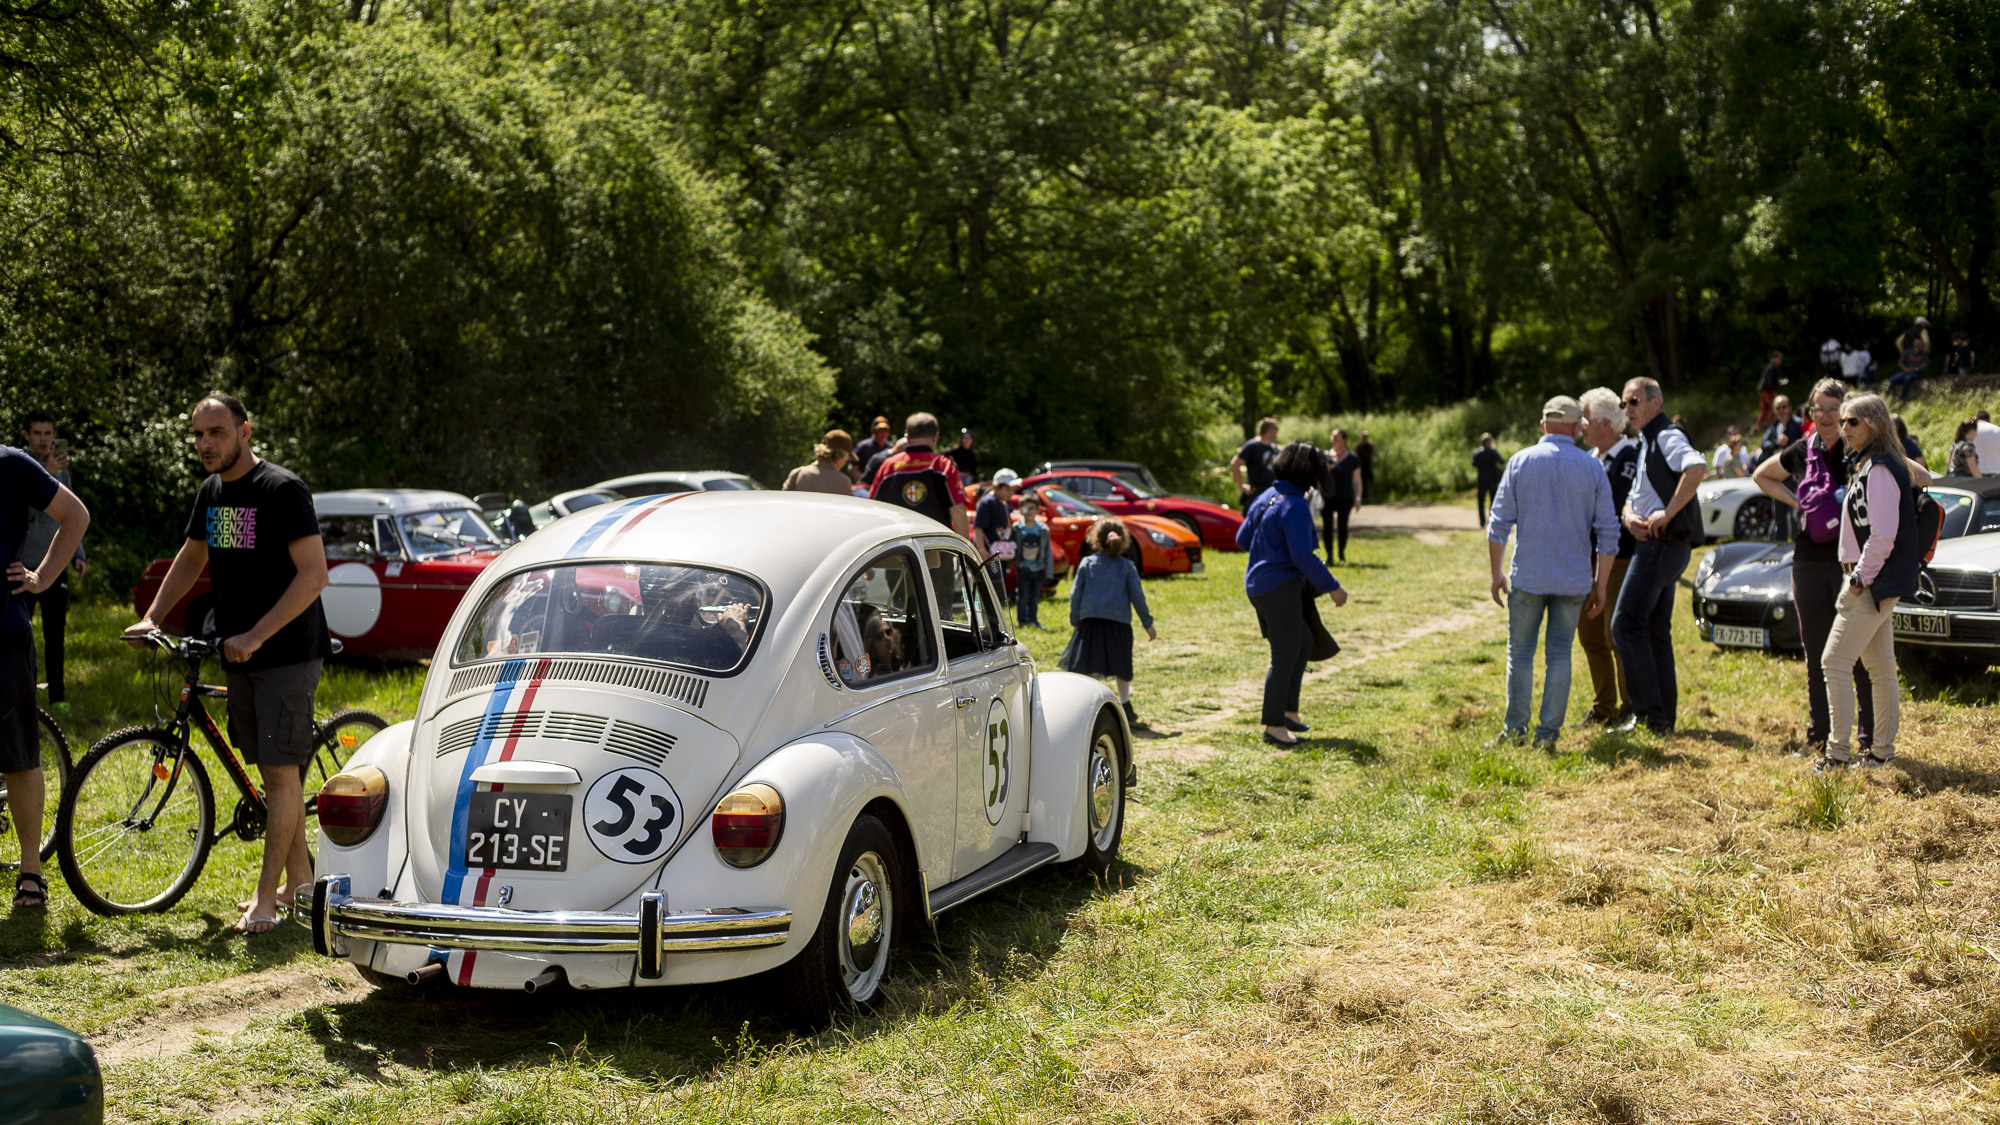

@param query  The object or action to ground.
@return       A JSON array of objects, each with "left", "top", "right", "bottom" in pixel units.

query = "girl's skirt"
[{"left": 1061, "top": 618, "right": 1134, "bottom": 680}]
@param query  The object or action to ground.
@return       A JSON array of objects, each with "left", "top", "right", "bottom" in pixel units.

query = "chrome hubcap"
[
  {"left": 1088, "top": 733, "right": 1121, "bottom": 850},
  {"left": 838, "top": 851, "right": 891, "bottom": 1000}
]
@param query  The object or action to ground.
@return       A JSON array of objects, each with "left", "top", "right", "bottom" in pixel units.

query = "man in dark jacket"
[
  {"left": 1757, "top": 350, "right": 1785, "bottom": 428},
  {"left": 1761, "top": 396, "right": 1805, "bottom": 460}
]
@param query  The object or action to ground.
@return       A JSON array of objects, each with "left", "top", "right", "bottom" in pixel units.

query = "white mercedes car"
[
  {"left": 298, "top": 492, "right": 1131, "bottom": 1021},
  {"left": 1696, "top": 476, "right": 1788, "bottom": 541},
  {"left": 1891, "top": 529, "right": 2000, "bottom": 678}
]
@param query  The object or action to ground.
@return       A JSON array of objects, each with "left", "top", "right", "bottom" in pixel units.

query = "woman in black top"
[
  {"left": 1321, "top": 429, "right": 1363, "bottom": 564},
  {"left": 1948, "top": 419, "right": 1980, "bottom": 477}
]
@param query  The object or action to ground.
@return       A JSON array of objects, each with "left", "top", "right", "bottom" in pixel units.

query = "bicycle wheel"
[
  {"left": 306, "top": 709, "right": 389, "bottom": 811},
  {"left": 57, "top": 727, "right": 215, "bottom": 915},
  {"left": 1, "top": 709, "right": 70, "bottom": 869}
]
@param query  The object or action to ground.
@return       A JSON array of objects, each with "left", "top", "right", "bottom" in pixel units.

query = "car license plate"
[
  {"left": 1189, "top": 562, "right": 1206, "bottom": 574},
  {"left": 465, "top": 792, "right": 572, "bottom": 872},
  {"left": 1895, "top": 609, "right": 1950, "bottom": 637},
  {"left": 1711, "top": 624, "right": 1768, "bottom": 648}
]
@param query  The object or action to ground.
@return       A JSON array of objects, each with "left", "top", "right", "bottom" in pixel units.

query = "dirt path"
[
  {"left": 1351, "top": 501, "right": 1482, "bottom": 534},
  {"left": 93, "top": 964, "right": 367, "bottom": 1067}
]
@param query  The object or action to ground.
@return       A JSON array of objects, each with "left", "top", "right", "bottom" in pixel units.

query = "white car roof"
[
  {"left": 593, "top": 471, "right": 756, "bottom": 492},
  {"left": 315, "top": 489, "right": 481, "bottom": 517},
  {"left": 1927, "top": 528, "right": 2000, "bottom": 571},
  {"left": 496, "top": 491, "right": 957, "bottom": 605}
]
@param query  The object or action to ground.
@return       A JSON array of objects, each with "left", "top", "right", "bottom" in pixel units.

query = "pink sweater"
[{"left": 1838, "top": 461, "right": 1901, "bottom": 586}]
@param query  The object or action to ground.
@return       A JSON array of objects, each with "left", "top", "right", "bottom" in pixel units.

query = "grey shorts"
[
  {"left": 225, "top": 659, "right": 322, "bottom": 771},
  {"left": 0, "top": 630, "right": 36, "bottom": 774}
]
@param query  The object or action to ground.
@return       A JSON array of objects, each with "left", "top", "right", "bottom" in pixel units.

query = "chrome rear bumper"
[{"left": 297, "top": 874, "right": 791, "bottom": 980}]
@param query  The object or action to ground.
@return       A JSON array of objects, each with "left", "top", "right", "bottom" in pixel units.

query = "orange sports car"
[{"left": 1017, "top": 484, "right": 1204, "bottom": 577}]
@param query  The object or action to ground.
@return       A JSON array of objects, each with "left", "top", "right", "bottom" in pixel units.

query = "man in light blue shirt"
[{"left": 1486, "top": 396, "right": 1619, "bottom": 749}]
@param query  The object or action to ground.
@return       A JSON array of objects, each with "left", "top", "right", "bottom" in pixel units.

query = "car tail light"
[
  {"left": 318, "top": 766, "right": 389, "bottom": 846},
  {"left": 711, "top": 784, "right": 784, "bottom": 868}
]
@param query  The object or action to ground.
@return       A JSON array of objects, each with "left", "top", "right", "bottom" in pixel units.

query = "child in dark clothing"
[{"left": 1013, "top": 496, "right": 1053, "bottom": 629}]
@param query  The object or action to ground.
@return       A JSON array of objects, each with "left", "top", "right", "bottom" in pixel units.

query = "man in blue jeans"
[
  {"left": 1485, "top": 396, "right": 1619, "bottom": 751},
  {"left": 1613, "top": 377, "right": 1708, "bottom": 735}
]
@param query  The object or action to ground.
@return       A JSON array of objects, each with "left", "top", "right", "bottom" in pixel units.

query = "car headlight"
[
  {"left": 711, "top": 784, "right": 784, "bottom": 868},
  {"left": 1695, "top": 555, "right": 1715, "bottom": 586},
  {"left": 317, "top": 766, "right": 389, "bottom": 846},
  {"left": 1772, "top": 606, "right": 1787, "bottom": 621},
  {"left": 1146, "top": 530, "right": 1175, "bottom": 546}
]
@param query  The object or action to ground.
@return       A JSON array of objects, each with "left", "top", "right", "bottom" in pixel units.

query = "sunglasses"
[
  {"left": 1622, "top": 397, "right": 1643, "bottom": 407},
  {"left": 1839, "top": 417, "right": 1865, "bottom": 428}
]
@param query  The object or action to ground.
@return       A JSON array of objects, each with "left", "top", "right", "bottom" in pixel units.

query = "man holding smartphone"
[
  {"left": 19, "top": 412, "right": 86, "bottom": 711},
  {"left": 124, "top": 393, "right": 331, "bottom": 935}
]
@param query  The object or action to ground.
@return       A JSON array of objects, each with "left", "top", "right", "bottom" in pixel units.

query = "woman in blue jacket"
[{"left": 1237, "top": 442, "right": 1347, "bottom": 746}]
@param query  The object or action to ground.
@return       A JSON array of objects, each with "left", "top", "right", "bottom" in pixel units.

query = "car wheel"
[
  {"left": 1732, "top": 498, "right": 1779, "bottom": 541},
  {"left": 1169, "top": 514, "right": 1202, "bottom": 541},
  {"left": 781, "top": 814, "right": 903, "bottom": 1026},
  {"left": 1073, "top": 709, "right": 1126, "bottom": 877}
]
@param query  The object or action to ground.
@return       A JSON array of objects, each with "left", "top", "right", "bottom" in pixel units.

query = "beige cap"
[{"left": 1542, "top": 395, "right": 1583, "bottom": 424}]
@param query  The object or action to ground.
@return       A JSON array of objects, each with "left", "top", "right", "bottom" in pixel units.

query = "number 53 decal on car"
[{"left": 584, "top": 767, "right": 685, "bottom": 863}]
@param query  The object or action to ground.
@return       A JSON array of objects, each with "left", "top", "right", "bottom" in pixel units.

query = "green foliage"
[{"left": 1, "top": 6, "right": 832, "bottom": 584}]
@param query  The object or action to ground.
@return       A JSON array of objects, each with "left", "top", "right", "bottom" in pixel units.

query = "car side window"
[
  {"left": 1074, "top": 476, "right": 1113, "bottom": 499},
  {"left": 925, "top": 550, "right": 986, "bottom": 662},
  {"left": 829, "top": 551, "right": 938, "bottom": 687},
  {"left": 373, "top": 516, "right": 407, "bottom": 560},
  {"left": 968, "top": 560, "right": 1008, "bottom": 649},
  {"left": 322, "top": 517, "right": 376, "bottom": 562},
  {"left": 1979, "top": 498, "right": 2000, "bottom": 535}
]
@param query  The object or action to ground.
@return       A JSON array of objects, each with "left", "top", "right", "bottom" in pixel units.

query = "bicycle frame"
[
  {"left": 171, "top": 674, "right": 267, "bottom": 841},
  {"left": 118, "top": 648, "right": 267, "bottom": 845}
]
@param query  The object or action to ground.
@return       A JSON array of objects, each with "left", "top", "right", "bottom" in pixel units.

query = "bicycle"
[
  {"left": 54, "top": 633, "right": 388, "bottom": 916},
  {"left": 0, "top": 696, "right": 72, "bottom": 871}
]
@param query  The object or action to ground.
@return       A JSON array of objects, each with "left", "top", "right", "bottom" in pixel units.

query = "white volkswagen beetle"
[{"left": 299, "top": 492, "right": 1132, "bottom": 1020}]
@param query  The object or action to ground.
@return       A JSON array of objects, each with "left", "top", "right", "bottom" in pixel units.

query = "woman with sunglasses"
[{"left": 1818, "top": 392, "right": 1925, "bottom": 771}]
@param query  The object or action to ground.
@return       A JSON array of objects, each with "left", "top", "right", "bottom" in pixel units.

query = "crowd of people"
[
  {"left": 1477, "top": 372, "right": 1935, "bottom": 773},
  {"left": 783, "top": 410, "right": 1156, "bottom": 725},
  {"left": 1798, "top": 317, "right": 1978, "bottom": 407}
]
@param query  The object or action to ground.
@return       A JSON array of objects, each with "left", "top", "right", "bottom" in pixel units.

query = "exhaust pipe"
[
  {"left": 523, "top": 967, "right": 564, "bottom": 994},
  {"left": 407, "top": 963, "right": 445, "bottom": 986}
]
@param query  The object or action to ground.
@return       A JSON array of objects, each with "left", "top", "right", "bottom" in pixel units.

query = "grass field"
[{"left": 5, "top": 526, "right": 1999, "bottom": 1123}]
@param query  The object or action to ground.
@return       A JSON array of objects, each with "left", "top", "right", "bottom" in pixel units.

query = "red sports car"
[
  {"left": 134, "top": 489, "right": 506, "bottom": 662},
  {"left": 1018, "top": 470, "right": 1245, "bottom": 550},
  {"left": 1015, "top": 484, "right": 1203, "bottom": 577}
]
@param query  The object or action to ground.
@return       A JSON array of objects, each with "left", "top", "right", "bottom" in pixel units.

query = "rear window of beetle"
[{"left": 455, "top": 563, "right": 765, "bottom": 673}]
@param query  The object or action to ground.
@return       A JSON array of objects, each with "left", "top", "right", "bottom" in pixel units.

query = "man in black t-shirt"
[
  {"left": 3, "top": 443, "right": 89, "bottom": 909},
  {"left": 1229, "top": 417, "right": 1280, "bottom": 510},
  {"left": 1756, "top": 350, "right": 1785, "bottom": 428},
  {"left": 125, "top": 393, "right": 331, "bottom": 936}
]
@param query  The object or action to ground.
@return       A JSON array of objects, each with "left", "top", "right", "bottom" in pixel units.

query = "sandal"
[
  {"left": 233, "top": 914, "right": 283, "bottom": 936},
  {"left": 13, "top": 871, "right": 47, "bottom": 910}
]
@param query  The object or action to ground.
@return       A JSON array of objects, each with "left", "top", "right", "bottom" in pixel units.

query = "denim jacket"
[{"left": 1068, "top": 552, "right": 1152, "bottom": 628}]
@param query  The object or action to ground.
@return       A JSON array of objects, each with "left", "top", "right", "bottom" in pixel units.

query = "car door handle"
[{"left": 955, "top": 694, "right": 978, "bottom": 709}]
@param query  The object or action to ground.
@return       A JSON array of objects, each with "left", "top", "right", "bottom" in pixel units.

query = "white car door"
[
  {"left": 824, "top": 548, "right": 960, "bottom": 888},
  {"left": 924, "top": 547, "right": 1030, "bottom": 880}
]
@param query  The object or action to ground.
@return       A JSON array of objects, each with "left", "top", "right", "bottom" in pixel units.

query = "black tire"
[
  {"left": 1, "top": 709, "right": 71, "bottom": 868},
  {"left": 307, "top": 709, "right": 389, "bottom": 813},
  {"left": 57, "top": 727, "right": 215, "bottom": 915},
  {"left": 1169, "top": 514, "right": 1202, "bottom": 542},
  {"left": 1072, "top": 708, "right": 1126, "bottom": 877},
  {"left": 1732, "top": 498, "right": 1779, "bottom": 542},
  {"left": 780, "top": 814, "right": 905, "bottom": 1026}
]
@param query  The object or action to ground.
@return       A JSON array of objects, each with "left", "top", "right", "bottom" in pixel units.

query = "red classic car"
[
  {"left": 134, "top": 489, "right": 506, "bottom": 662},
  {"left": 1018, "top": 470, "right": 1245, "bottom": 550}
]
